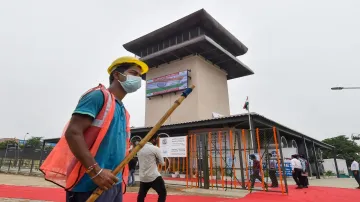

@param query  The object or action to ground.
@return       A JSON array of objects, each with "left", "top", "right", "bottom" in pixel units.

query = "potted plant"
[
  {"left": 325, "top": 170, "right": 333, "bottom": 178},
  {"left": 171, "top": 172, "right": 178, "bottom": 178},
  {"left": 192, "top": 170, "right": 198, "bottom": 179},
  {"left": 211, "top": 167, "right": 222, "bottom": 180},
  {"left": 179, "top": 171, "right": 186, "bottom": 179},
  {"left": 225, "top": 169, "right": 233, "bottom": 181}
]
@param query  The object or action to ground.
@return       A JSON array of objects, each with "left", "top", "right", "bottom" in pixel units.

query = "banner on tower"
[{"left": 146, "top": 70, "right": 189, "bottom": 97}]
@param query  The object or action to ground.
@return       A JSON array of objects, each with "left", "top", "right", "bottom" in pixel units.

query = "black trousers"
[
  {"left": 353, "top": 171, "right": 360, "bottom": 186},
  {"left": 250, "top": 172, "right": 263, "bottom": 188},
  {"left": 302, "top": 173, "right": 309, "bottom": 186},
  {"left": 292, "top": 168, "right": 304, "bottom": 187},
  {"left": 137, "top": 176, "right": 167, "bottom": 202},
  {"left": 269, "top": 169, "right": 278, "bottom": 186}
]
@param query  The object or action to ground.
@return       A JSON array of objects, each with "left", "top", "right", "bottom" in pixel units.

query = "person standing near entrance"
[
  {"left": 128, "top": 150, "right": 138, "bottom": 186},
  {"left": 267, "top": 153, "right": 278, "bottom": 188},
  {"left": 299, "top": 154, "right": 309, "bottom": 188},
  {"left": 291, "top": 154, "right": 304, "bottom": 189},
  {"left": 350, "top": 159, "right": 360, "bottom": 189},
  {"left": 137, "top": 137, "right": 167, "bottom": 202}
]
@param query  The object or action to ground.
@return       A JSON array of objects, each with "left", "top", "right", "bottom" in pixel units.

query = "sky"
[{"left": 1, "top": 0, "right": 360, "bottom": 141}]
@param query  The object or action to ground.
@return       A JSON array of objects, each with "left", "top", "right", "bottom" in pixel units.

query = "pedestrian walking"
[
  {"left": 350, "top": 159, "right": 360, "bottom": 189},
  {"left": 137, "top": 138, "right": 167, "bottom": 202},
  {"left": 128, "top": 151, "right": 138, "bottom": 186},
  {"left": 291, "top": 154, "right": 304, "bottom": 189}
]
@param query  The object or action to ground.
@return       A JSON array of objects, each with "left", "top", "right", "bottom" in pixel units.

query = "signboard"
[
  {"left": 146, "top": 70, "right": 188, "bottom": 97},
  {"left": 18, "top": 140, "right": 26, "bottom": 145},
  {"left": 159, "top": 136, "right": 187, "bottom": 157},
  {"left": 45, "top": 143, "right": 56, "bottom": 147}
]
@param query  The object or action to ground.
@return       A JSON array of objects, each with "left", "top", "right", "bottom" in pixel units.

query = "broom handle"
[{"left": 86, "top": 85, "right": 195, "bottom": 202}]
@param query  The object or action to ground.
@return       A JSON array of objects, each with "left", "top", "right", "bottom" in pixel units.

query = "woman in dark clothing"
[
  {"left": 299, "top": 154, "right": 309, "bottom": 188},
  {"left": 128, "top": 153, "right": 138, "bottom": 186},
  {"left": 267, "top": 153, "right": 278, "bottom": 187}
]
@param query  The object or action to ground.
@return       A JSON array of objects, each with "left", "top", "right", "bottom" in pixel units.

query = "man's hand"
[
  {"left": 354, "top": 171, "right": 358, "bottom": 175},
  {"left": 292, "top": 170, "right": 295, "bottom": 174},
  {"left": 90, "top": 168, "right": 119, "bottom": 190}
]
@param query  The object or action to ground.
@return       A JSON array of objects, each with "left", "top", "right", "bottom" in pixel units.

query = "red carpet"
[
  {"left": 0, "top": 184, "right": 359, "bottom": 202},
  {"left": 239, "top": 186, "right": 360, "bottom": 202}
]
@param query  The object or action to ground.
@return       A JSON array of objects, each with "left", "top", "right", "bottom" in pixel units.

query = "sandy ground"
[{"left": 0, "top": 174, "right": 220, "bottom": 202}]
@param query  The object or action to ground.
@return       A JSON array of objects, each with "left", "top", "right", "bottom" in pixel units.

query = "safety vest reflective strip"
[
  {"left": 40, "top": 84, "right": 130, "bottom": 191},
  {"left": 122, "top": 111, "right": 131, "bottom": 193}
]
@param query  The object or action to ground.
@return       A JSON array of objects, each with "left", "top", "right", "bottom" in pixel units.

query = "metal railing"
[{"left": 0, "top": 158, "right": 43, "bottom": 176}]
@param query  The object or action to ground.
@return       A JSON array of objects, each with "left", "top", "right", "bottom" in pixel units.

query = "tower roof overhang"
[
  {"left": 140, "top": 35, "right": 254, "bottom": 80},
  {"left": 123, "top": 9, "right": 248, "bottom": 57}
]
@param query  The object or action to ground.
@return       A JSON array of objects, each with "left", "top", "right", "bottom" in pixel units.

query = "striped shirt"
[{"left": 269, "top": 159, "right": 276, "bottom": 169}]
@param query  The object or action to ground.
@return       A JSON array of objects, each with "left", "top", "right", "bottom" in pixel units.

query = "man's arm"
[
  {"left": 155, "top": 147, "right": 165, "bottom": 166},
  {"left": 65, "top": 90, "right": 103, "bottom": 169},
  {"left": 65, "top": 114, "right": 96, "bottom": 169},
  {"left": 64, "top": 90, "right": 118, "bottom": 190}
]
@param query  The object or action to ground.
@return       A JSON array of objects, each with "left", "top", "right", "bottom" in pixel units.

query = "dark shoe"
[
  {"left": 296, "top": 186, "right": 303, "bottom": 189},
  {"left": 272, "top": 185, "right": 279, "bottom": 188},
  {"left": 304, "top": 186, "right": 308, "bottom": 188}
]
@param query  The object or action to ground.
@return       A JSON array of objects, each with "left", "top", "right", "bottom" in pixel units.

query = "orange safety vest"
[{"left": 40, "top": 84, "right": 131, "bottom": 191}]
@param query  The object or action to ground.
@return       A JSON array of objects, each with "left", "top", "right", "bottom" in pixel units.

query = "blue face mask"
[{"left": 118, "top": 73, "right": 142, "bottom": 93}]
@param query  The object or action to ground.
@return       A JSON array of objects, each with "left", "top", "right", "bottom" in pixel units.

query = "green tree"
[
  {"left": 0, "top": 139, "right": 18, "bottom": 149},
  {"left": 25, "top": 136, "right": 43, "bottom": 149},
  {"left": 322, "top": 135, "right": 360, "bottom": 165},
  {"left": 44, "top": 145, "right": 54, "bottom": 151}
]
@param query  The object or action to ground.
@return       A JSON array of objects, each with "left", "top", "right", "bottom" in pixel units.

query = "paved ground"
[{"left": 0, "top": 174, "right": 359, "bottom": 201}]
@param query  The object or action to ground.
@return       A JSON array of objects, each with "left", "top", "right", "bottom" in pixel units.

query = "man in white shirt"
[
  {"left": 350, "top": 159, "right": 360, "bottom": 189},
  {"left": 137, "top": 137, "right": 166, "bottom": 202},
  {"left": 291, "top": 154, "right": 304, "bottom": 189}
]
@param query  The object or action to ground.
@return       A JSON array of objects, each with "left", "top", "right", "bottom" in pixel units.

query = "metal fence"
[
  {"left": 154, "top": 127, "right": 289, "bottom": 194},
  {"left": 0, "top": 148, "right": 51, "bottom": 176}
]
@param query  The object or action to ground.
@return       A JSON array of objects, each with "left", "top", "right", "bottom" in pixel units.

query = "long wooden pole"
[
  {"left": 256, "top": 128, "right": 265, "bottom": 190},
  {"left": 86, "top": 85, "right": 195, "bottom": 202},
  {"left": 242, "top": 129, "right": 250, "bottom": 191},
  {"left": 273, "top": 127, "right": 285, "bottom": 195}
]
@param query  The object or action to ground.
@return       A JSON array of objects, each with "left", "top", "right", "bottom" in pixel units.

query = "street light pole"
[
  {"left": 23, "top": 132, "right": 29, "bottom": 146},
  {"left": 331, "top": 87, "right": 360, "bottom": 90},
  {"left": 17, "top": 132, "right": 29, "bottom": 169}
]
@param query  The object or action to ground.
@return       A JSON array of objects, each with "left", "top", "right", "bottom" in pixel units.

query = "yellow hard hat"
[{"left": 107, "top": 56, "right": 149, "bottom": 75}]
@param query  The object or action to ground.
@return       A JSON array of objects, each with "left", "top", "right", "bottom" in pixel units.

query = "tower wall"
[{"left": 144, "top": 55, "right": 230, "bottom": 127}]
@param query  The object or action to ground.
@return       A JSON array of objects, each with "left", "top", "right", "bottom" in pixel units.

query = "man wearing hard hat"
[{"left": 40, "top": 56, "right": 148, "bottom": 202}]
